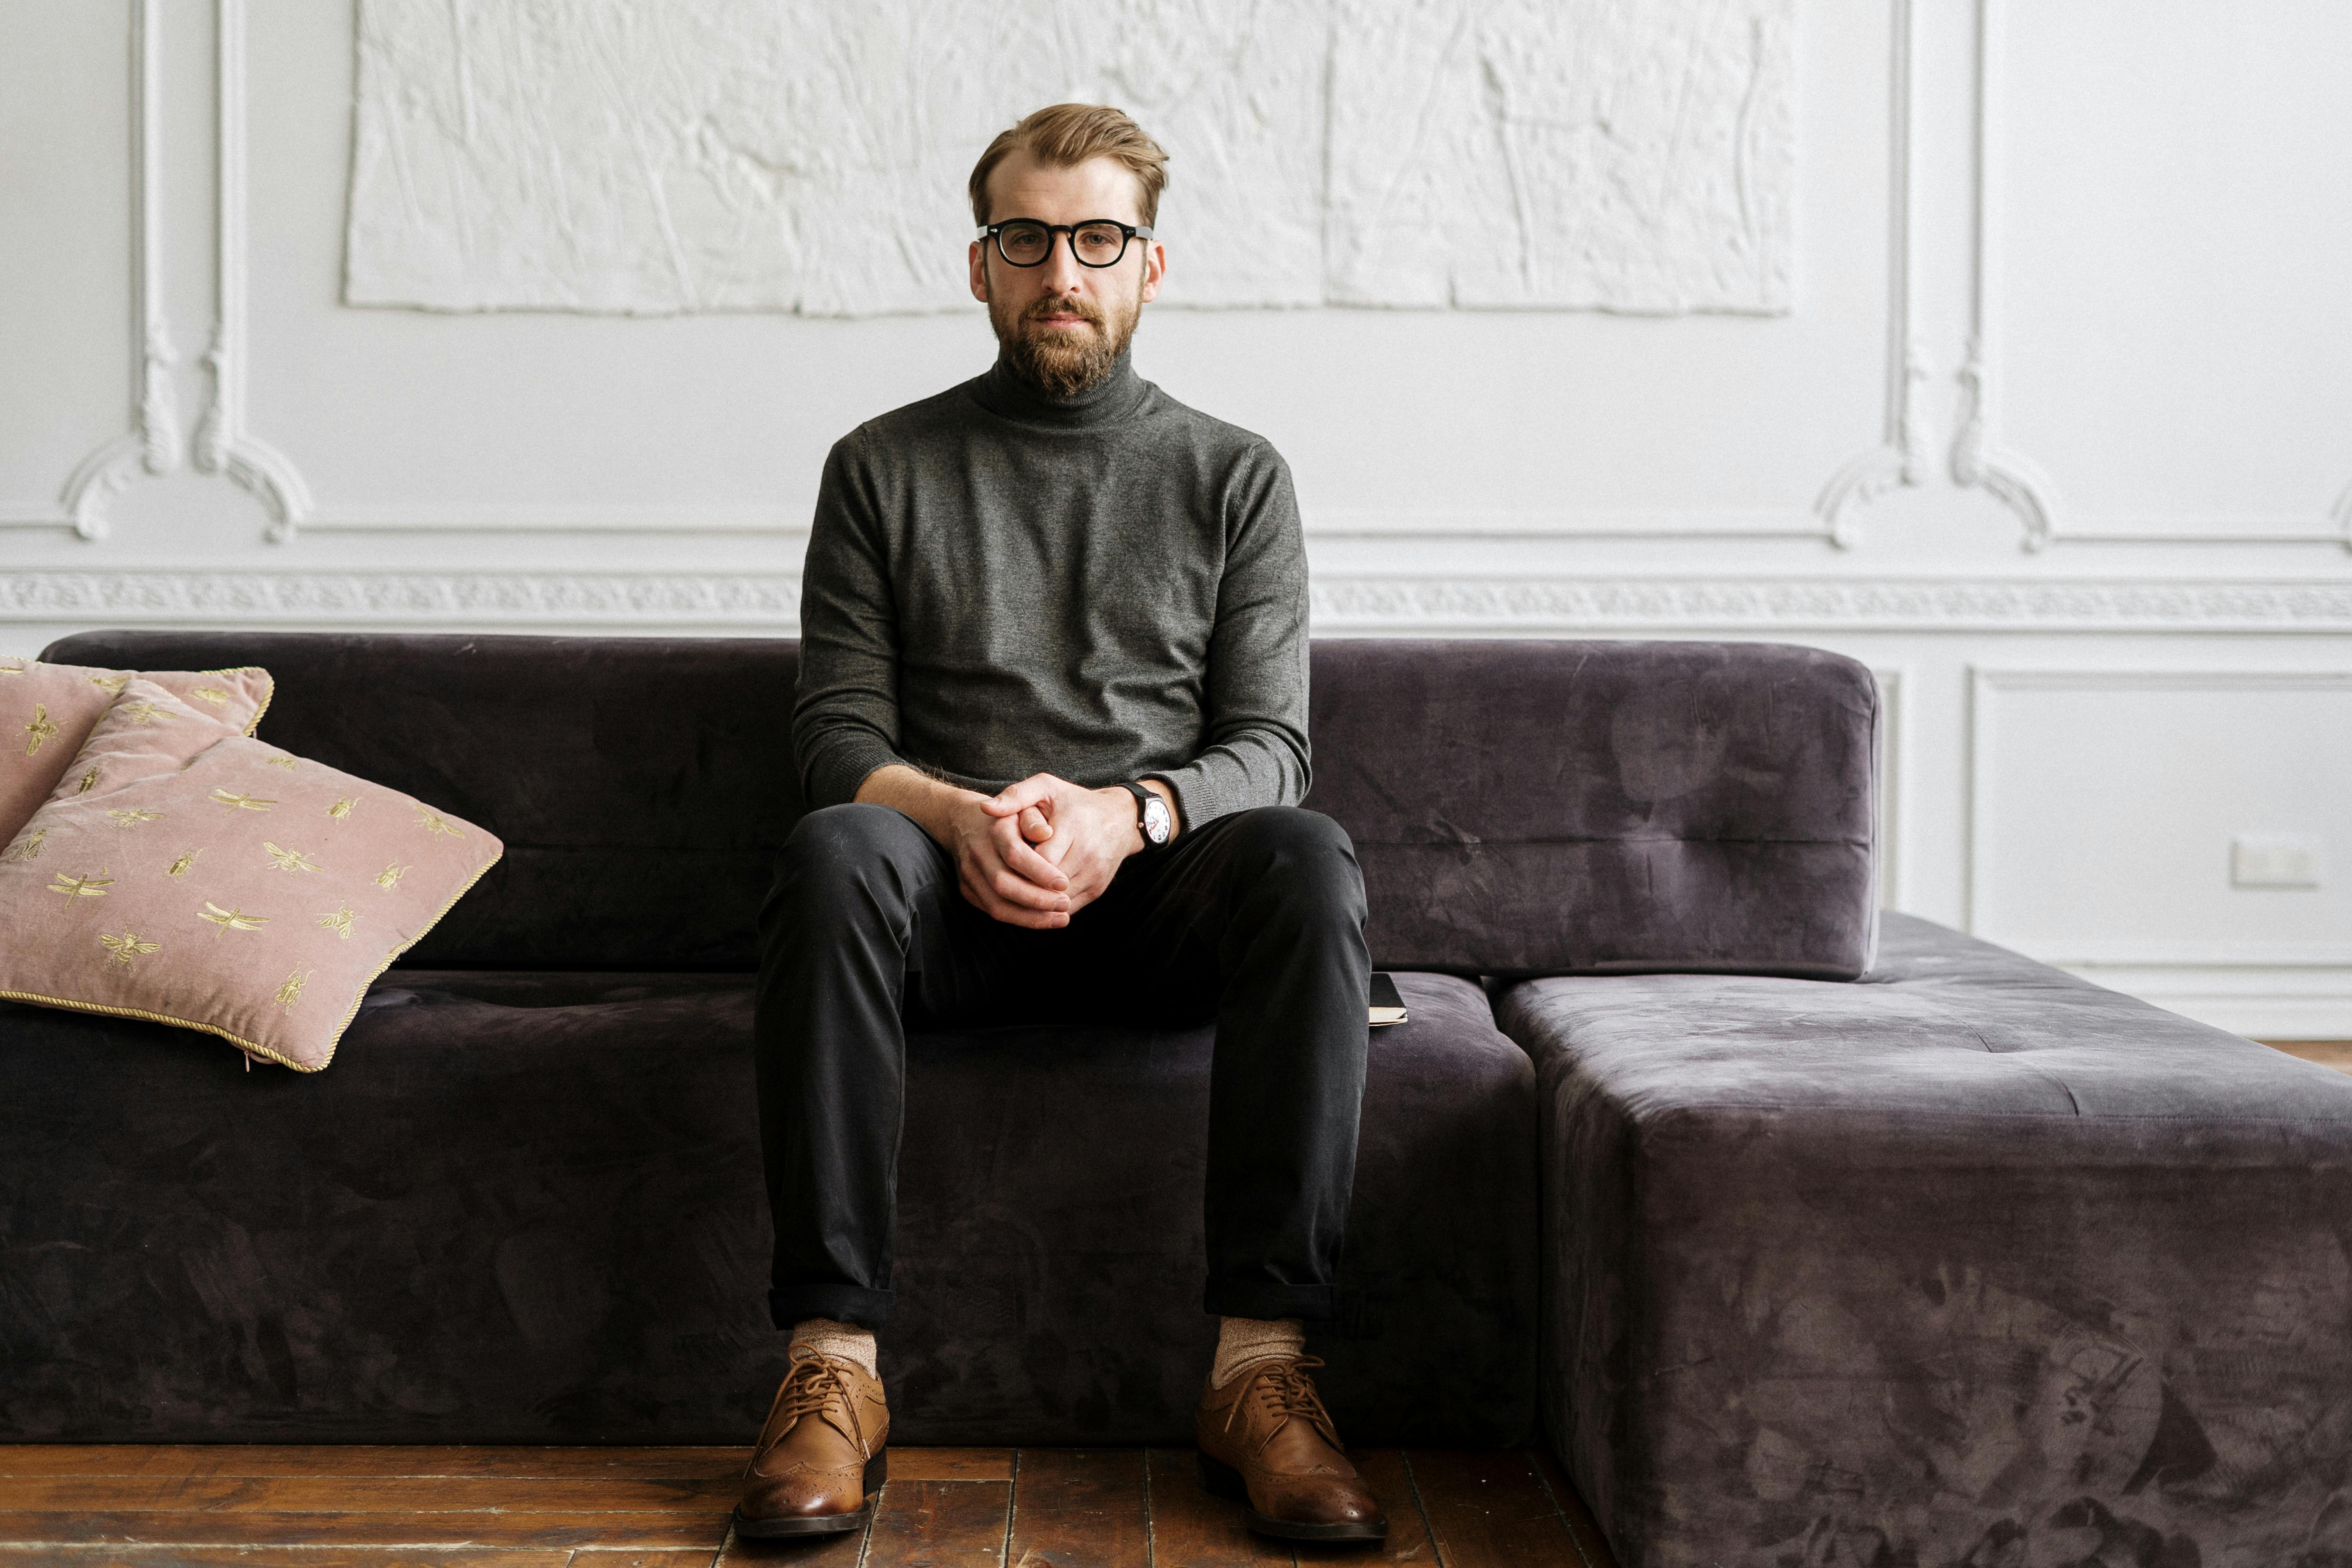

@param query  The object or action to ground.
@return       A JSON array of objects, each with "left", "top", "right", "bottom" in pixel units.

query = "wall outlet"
[{"left": 2231, "top": 835, "right": 2322, "bottom": 889}]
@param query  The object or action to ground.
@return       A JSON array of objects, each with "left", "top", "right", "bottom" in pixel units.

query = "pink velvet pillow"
[
  {"left": 0, "top": 680, "right": 502, "bottom": 1071},
  {"left": 1, "top": 655, "right": 271, "bottom": 844}
]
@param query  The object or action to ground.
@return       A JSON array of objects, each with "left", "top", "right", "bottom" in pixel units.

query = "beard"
[{"left": 990, "top": 288, "right": 1140, "bottom": 400}]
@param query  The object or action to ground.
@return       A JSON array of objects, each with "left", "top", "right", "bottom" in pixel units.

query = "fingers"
[
  {"left": 991, "top": 815, "right": 1068, "bottom": 889},
  {"left": 982, "top": 773, "right": 1062, "bottom": 817},
  {"left": 959, "top": 863, "right": 1070, "bottom": 929},
  {"left": 1019, "top": 805, "right": 1052, "bottom": 843}
]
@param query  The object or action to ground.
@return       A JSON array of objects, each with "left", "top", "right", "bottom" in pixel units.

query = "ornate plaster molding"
[
  {"left": 1310, "top": 576, "right": 2352, "bottom": 632},
  {"left": 1813, "top": 0, "right": 1929, "bottom": 550},
  {"left": 191, "top": 0, "right": 310, "bottom": 541},
  {"left": 7, "top": 570, "right": 2349, "bottom": 634},
  {"left": 1957, "top": 0, "right": 2348, "bottom": 553},
  {"left": 0, "top": 570, "right": 802, "bottom": 625},
  {"left": 52, "top": 0, "right": 180, "bottom": 542}
]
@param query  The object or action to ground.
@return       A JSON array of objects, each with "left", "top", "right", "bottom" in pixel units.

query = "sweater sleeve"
[
  {"left": 791, "top": 432, "right": 910, "bottom": 810},
  {"left": 1148, "top": 444, "right": 1312, "bottom": 830}
]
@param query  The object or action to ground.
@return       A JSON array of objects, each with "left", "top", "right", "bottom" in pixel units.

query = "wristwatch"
[{"left": 1120, "top": 781, "right": 1173, "bottom": 852}]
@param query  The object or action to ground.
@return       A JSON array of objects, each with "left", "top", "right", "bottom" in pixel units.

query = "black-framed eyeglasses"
[{"left": 977, "top": 217, "right": 1153, "bottom": 268}]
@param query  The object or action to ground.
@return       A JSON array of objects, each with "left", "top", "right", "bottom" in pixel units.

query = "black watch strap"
[{"left": 1120, "top": 780, "right": 1168, "bottom": 851}]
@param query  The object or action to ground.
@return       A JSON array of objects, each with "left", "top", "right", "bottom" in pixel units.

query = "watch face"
[{"left": 1143, "top": 794, "right": 1171, "bottom": 843}]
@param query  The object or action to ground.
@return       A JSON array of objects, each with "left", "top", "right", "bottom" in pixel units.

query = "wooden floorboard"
[
  {"left": 861, "top": 1477, "right": 1011, "bottom": 1567},
  {"left": 1006, "top": 1449, "right": 1151, "bottom": 1568},
  {"left": 2263, "top": 1039, "right": 2352, "bottom": 1073},
  {"left": 0, "top": 1446, "right": 754, "bottom": 1479},
  {"left": 1142, "top": 1448, "right": 1289, "bottom": 1568},
  {"left": 0, "top": 1445, "right": 1618, "bottom": 1566},
  {"left": 1407, "top": 1450, "right": 1583, "bottom": 1565}
]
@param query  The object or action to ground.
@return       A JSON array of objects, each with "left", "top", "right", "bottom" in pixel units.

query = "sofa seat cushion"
[
  {"left": 0, "top": 970, "right": 1533, "bottom": 1445},
  {"left": 1496, "top": 912, "right": 2352, "bottom": 1568}
]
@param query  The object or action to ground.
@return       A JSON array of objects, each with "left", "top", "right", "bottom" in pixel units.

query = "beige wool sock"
[
  {"left": 1211, "top": 1315, "right": 1305, "bottom": 1387},
  {"left": 789, "top": 1317, "right": 878, "bottom": 1380}
]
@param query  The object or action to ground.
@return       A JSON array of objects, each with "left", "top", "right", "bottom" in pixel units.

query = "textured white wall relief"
[{"left": 343, "top": 0, "right": 1792, "bottom": 316}]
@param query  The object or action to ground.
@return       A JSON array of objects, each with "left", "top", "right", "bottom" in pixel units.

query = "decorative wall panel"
[{"left": 342, "top": 0, "right": 1792, "bottom": 316}]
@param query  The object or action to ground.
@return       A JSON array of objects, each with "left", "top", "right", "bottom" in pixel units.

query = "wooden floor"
[
  {"left": 0, "top": 1445, "right": 1617, "bottom": 1566},
  {"left": 2264, "top": 1039, "right": 2352, "bottom": 1073}
]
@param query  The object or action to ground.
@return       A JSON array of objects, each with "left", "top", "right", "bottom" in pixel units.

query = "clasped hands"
[
  {"left": 856, "top": 762, "right": 1153, "bottom": 930},
  {"left": 953, "top": 773, "right": 1147, "bottom": 929}
]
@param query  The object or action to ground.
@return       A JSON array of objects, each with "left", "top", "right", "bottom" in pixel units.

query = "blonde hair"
[{"left": 968, "top": 103, "right": 1168, "bottom": 228}]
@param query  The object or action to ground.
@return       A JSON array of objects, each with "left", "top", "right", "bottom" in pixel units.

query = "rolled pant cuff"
[
  {"left": 770, "top": 1284, "right": 894, "bottom": 1332},
  {"left": 1203, "top": 1281, "right": 1338, "bottom": 1322}
]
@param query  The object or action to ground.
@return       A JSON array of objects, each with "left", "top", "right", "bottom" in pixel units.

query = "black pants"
[{"left": 754, "top": 801, "right": 1372, "bottom": 1331}]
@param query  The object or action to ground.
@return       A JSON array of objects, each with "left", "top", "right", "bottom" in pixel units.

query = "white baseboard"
[{"left": 2060, "top": 963, "right": 2352, "bottom": 1040}]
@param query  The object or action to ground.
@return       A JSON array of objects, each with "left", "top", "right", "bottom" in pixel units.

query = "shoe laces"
[
  {"left": 1224, "top": 1354, "right": 1342, "bottom": 1453},
  {"left": 758, "top": 1343, "right": 871, "bottom": 1457}
]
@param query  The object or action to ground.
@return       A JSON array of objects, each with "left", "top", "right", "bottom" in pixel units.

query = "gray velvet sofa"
[{"left": 5, "top": 630, "right": 2346, "bottom": 1568}]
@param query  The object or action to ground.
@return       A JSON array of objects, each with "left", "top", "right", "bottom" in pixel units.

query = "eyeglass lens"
[{"left": 996, "top": 221, "right": 1131, "bottom": 267}]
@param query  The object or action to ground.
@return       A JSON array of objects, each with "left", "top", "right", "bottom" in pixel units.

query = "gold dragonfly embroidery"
[
  {"left": 412, "top": 804, "right": 462, "bottom": 838},
  {"left": 87, "top": 674, "right": 129, "bottom": 695},
  {"left": 274, "top": 969, "right": 312, "bottom": 1011},
  {"left": 374, "top": 861, "right": 408, "bottom": 891},
  {"left": 167, "top": 848, "right": 202, "bottom": 877},
  {"left": 200, "top": 902, "right": 268, "bottom": 934},
  {"left": 210, "top": 789, "right": 276, "bottom": 812},
  {"left": 187, "top": 686, "right": 231, "bottom": 706},
  {"left": 316, "top": 904, "right": 358, "bottom": 941},
  {"left": 262, "top": 841, "right": 321, "bottom": 874},
  {"left": 98, "top": 930, "right": 159, "bottom": 968},
  {"left": 107, "top": 808, "right": 164, "bottom": 828},
  {"left": 4, "top": 829, "right": 46, "bottom": 863},
  {"left": 22, "top": 704, "right": 58, "bottom": 756},
  {"left": 264, "top": 755, "right": 299, "bottom": 771},
  {"left": 118, "top": 700, "right": 172, "bottom": 727},
  {"left": 75, "top": 767, "right": 100, "bottom": 795},
  {"left": 48, "top": 869, "right": 115, "bottom": 899},
  {"left": 327, "top": 797, "right": 356, "bottom": 820}
]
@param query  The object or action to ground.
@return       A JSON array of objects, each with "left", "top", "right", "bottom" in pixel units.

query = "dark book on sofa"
[{"left": 1369, "top": 972, "right": 1406, "bottom": 1027}]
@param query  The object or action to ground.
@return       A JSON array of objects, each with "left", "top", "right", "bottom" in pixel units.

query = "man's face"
[{"left": 968, "top": 151, "right": 1166, "bottom": 398}]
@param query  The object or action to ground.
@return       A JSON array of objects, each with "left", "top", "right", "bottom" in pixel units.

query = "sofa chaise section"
[{"left": 1499, "top": 912, "right": 2352, "bottom": 1568}]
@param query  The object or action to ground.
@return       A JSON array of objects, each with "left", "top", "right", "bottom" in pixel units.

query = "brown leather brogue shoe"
[
  {"left": 1196, "top": 1354, "right": 1387, "bottom": 1543},
  {"left": 731, "top": 1344, "right": 890, "bottom": 1538}
]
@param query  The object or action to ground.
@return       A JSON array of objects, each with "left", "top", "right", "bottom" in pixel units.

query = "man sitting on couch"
[{"left": 734, "top": 104, "right": 1388, "bottom": 1545}]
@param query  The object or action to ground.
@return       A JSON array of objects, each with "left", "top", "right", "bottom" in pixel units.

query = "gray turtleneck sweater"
[{"left": 791, "top": 352, "right": 1311, "bottom": 831}]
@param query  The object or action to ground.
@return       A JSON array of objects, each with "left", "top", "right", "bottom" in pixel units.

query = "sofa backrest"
[{"left": 38, "top": 632, "right": 1877, "bottom": 979}]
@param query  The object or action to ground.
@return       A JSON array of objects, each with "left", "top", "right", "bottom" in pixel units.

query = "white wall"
[{"left": 4, "top": 1, "right": 2349, "bottom": 1035}]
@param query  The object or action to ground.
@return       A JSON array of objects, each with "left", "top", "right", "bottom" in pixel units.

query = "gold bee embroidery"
[
  {"left": 107, "top": 808, "right": 164, "bottom": 829},
  {"left": 262, "top": 841, "right": 321, "bottom": 874},
  {"left": 48, "top": 869, "right": 115, "bottom": 899},
  {"left": 187, "top": 686, "right": 231, "bottom": 706},
  {"left": 75, "top": 767, "right": 100, "bottom": 795},
  {"left": 22, "top": 704, "right": 58, "bottom": 756},
  {"left": 374, "top": 861, "right": 408, "bottom": 891},
  {"left": 118, "top": 699, "right": 172, "bottom": 727},
  {"left": 87, "top": 674, "right": 129, "bottom": 695},
  {"left": 327, "top": 797, "right": 356, "bottom": 820},
  {"left": 167, "top": 848, "right": 202, "bottom": 877},
  {"left": 210, "top": 789, "right": 276, "bottom": 812},
  {"left": 4, "top": 829, "right": 46, "bottom": 863},
  {"left": 412, "top": 804, "right": 462, "bottom": 838},
  {"left": 199, "top": 902, "right": 268, "bottom": 934},
  {"left": 316, "top": 904, "right": 358, "bottom": 941},
  {"left": 98, "top": 930, "right": 159, "bottom": 968},
  {"left": 264, "top": 755, "right": 299, "bottom": 771},
  {"left": 274, "top": 969, "right": 312, "bottom": 1012}
]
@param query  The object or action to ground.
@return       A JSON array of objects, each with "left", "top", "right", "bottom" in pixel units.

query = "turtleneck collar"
[{"left": 969, "top": 347, "right": 1150, "bottom": 429}]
